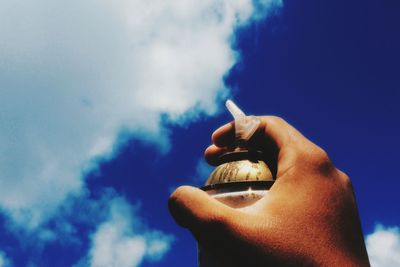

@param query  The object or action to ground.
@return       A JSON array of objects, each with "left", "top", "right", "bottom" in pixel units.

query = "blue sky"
[{"left": 0, "top": 0, "right": 399, "bottom": 266}]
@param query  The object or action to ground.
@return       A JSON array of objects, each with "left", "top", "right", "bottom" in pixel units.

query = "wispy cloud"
[{"left": 366, "top": 224, "right": 400, "bottom": 267}]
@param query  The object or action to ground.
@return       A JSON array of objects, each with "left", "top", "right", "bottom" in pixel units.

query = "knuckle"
[
  {"left": 313, "top": 147, "right": 330, "bottom": 163},
  {"left": 265, "top": 115, "right": 286, "bottom": 125},
  {"left": 300, "top": 145, "right": 335, "bottom": 175},
  {"left": 314, "top": 148, "right": 334, "bottom": 174},
  {"left": 338, "top": 170, "right": 353, "bottom": 189}
]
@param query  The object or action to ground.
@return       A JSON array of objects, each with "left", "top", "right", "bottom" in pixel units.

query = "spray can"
[{"left": 198, "top": 100, "right": 275, "bottom": 267}]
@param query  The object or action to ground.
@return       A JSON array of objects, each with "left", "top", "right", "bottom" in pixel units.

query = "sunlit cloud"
[
  {"left": 0, "top": 0, "right": 282, "bottom": 265},
  {"left": 86, "top": 197, "right": 174, "bottom": 267},
  {"left": 0, "top": 0, "right": 281, "bottom": 231},
  {"left": 366, "top": 224, "right": 400, "bottom": 267}
]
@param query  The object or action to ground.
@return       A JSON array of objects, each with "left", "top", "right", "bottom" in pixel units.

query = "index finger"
[
  {"left": 211, "top": 121, "right": 235, "bottom": 147},
  {"left": 205, "top": 116, "right": 307, "bottom": 176},
  {"left": 211, "top": 116, "right": 300, "bottom": 149}
]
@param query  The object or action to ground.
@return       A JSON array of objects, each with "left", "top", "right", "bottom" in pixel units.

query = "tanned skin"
[{"left": 169, "top": 116, "right": 370, "bottom": 266}]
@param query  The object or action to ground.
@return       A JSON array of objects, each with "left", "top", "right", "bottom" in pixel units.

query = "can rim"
[
  {"left": 218, "top": 150, "right": 265, "bottom": 164},
  {"left": 201, "top": 180, "right": 275, "bottom": 192}
]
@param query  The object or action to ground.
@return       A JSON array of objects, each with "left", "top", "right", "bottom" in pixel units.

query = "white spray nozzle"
[{"left": 225, "top": 100, "right": 260, "bottom": 142}]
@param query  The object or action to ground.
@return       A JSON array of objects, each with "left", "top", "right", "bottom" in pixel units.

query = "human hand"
[{"left": 169, "top": 116, "right": 370, "bottom": 266}]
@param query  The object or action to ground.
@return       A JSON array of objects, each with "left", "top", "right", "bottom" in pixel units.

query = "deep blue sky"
[
  {"left": 227, "top": 0, "right": 400, "bottom": 235},
  {"left": 94, "top": 0, "right": 400, "bottom": 266},
  {"left": 1, "top": 0, "right": 399, "bottom": 266}
]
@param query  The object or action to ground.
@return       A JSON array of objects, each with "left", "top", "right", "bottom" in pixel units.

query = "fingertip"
[
  {"left": 168, "top": 186, "right": 199, "bottom": 228},
  {"left": 211, "top": 121, "right": 235, "bottom": 147},
  {"left": 204, "top": 145, "right": 227, "bottom": 166},
  {"left": 258, "top": 116, "right": 298, "bottom": 148},
  {"left": 168, "top": 185, "right": 232, "bottom": 231}
]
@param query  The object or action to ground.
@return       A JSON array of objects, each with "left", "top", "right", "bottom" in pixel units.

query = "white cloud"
[
  {"left": 0, "top": 251, "right": 11, "bottom": 267},
  {"left": 88, "top": 197, "right": 174, "bottom": 267},
  {"left": 0, "top": 0, "right": 282, "bottom": 231},
  {"left": 17, "top": 188, "right": 119, "bottom": 248},
  {"left": 366, "top": 224, "right": 400, "bottom": 267}
]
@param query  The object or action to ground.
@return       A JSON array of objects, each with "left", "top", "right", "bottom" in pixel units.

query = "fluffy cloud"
[
  {"left": 0, "top": 0, "right": 282, "bottom": 230},
  {"left": 366, "top": 224, "right": 400, "bottom": 267},
  {"left": 87, "top": 197, "right": 173, "bottom": 267}
]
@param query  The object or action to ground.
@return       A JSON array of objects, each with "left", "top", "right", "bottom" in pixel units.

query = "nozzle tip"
[{"left": 225, "top": 99, "right": 260, "bottom": 141}]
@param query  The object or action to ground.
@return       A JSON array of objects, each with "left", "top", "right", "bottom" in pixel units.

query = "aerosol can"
[{"left": 198, "top": 100, "right": 275, "bottom": 267}]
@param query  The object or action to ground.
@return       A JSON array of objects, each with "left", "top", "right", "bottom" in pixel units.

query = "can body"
[
  {"left": 198, "top": 185, "right": 269, "bottom": 267},
  {"left": 198, "top": 151, "right": 274, "bottom": 267}
]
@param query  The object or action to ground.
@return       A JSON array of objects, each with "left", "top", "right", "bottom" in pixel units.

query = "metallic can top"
[{"left": 202, "top": 150, "right": 274, "bottom": 191}]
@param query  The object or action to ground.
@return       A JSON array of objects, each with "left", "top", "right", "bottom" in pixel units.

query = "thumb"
[{"left": 168, "top": 186, "right": 235, "bottom": 240}]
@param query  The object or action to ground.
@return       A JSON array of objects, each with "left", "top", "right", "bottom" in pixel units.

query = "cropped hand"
[{"left": 169, "top": 116, "right": 370, "bottom": 266}]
